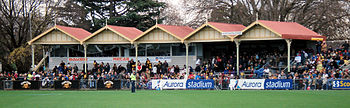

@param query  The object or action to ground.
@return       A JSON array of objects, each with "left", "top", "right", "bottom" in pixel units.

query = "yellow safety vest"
[{"left": 130, "top": 74, "right": 136, "bottom": 81}]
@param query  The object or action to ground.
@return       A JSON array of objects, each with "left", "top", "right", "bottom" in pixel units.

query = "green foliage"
[
  {"left": 7, "top": 46, "right": 32, "bottom": 73},
  {"left": 74, "top": 0, "right": 165, "bottom": 31}
]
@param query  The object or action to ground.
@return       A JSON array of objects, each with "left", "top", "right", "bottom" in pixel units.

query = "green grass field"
[{"left": 0, "top": 90, "right": 349, "bottom": 108}]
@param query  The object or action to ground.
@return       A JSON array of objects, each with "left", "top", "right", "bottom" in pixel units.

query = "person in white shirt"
[
  {"left": 196, "top": 58, "right": 201, "bottom": 65},
  {"left": 263, "top": 67, "right": 271, "bottom": 77},
  {"left": 321, "top": 71, "right": 329, "bottom": 90},
  {"left": 152, "top": 66, "right": 157, "bottom": 74},
  {"left": 170, "top": 66, "right": 175, "bottom": 73},
  {"left": 295, "top": 55, "right": 301, "bottom": 63}
]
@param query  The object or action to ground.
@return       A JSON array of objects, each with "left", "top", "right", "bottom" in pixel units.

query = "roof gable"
[
  {"left": 258, "top": 20, "right": 321, "bottom": 36},
  {"left": 207, "top": 22, "right": 246, "bottom": 32},
  {"left": 133, "top": 24, "right": 194, "bottom": 43},
  {"left": 28, "top": 25, "right": 91, "bottom": 45},
  {"left": 56, "top": 25, "right": 91, "bottom": 40},
  {"left": 107, "top": 25, "right": 143, "bottom": 40},
  {"left": 240, "top": 20, "right": 326, "bottom": 40},
  {"left": 184, "top": 22, "right": 245, "bottom": 41},
  {"left": 82, "top": 25, "right": 142, "bottom": 44},
  {"left": 157, "top": 24, "right": 194, "bottom": 39}
]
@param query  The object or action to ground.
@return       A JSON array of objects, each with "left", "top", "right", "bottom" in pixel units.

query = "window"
[
  {"left": 87, "top": 45, "right": 120, "bottom": 57},
  {"left": 172, "top": 44, "right": 195, "bottom": 56},
  {"left": 146, "top": 44, "right": 170, "bottom": 56},
  {"left": 129, "top": 44, "right": 145, "bottom": 56},
  {"left": 51, "top": 45, "right": 68, "bottom": 57}
]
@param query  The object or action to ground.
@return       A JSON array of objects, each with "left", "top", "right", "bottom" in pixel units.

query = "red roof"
[
  {"left": 157, "top": 24, "right": 194, "bottom": 39},
  {"left": 107, "top": 25, "right": 143, "bottom": 40},
  {"left": 208, "top": 22, "right": 245, "bottom": 32},
  {"left": 56, "top": 25, "right": 91, "bottom": 40},
  {"left": 257, "top": 20, "right": 326, "bottom": 40}
]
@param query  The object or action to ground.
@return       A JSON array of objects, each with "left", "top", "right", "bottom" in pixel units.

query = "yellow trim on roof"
[
  {"left": 311, "top": 37, "right": 324, "bottom": 41},
  {"left": 27, "top": 25, "right": 81, "bottom": 45}
]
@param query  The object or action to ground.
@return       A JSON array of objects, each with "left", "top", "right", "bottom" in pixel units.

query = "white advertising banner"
[
  {"left": 230, "top": 79, "right": 265, "bottom": 90},
  {"left": 151, "top": 79, "right": 186, "bottom": 90},
  {"left": 63, "top": 57, "right": 171, "bottom": 64}
]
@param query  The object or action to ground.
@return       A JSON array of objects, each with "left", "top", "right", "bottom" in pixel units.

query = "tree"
[
  {"left": 183, "top": 0, "right": 215, "bottom": 28},
  {"left": 159, "top": 0, "right": 185, "bottom": 25},
  {"left": 0, "top": 0, "right": 62, "bottom": 72},
  {"left": 181, "top": 0, "right": 350, "bottom": 39},
  {"left": 56, "top": 0, "right": 166, "bottom": 31},
  {"left": 54, "top": 0, "right": 91, "bottom": 30}
]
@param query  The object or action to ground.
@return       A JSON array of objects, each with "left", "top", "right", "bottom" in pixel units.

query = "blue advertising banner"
[
  {"left": 186, "top": 80, "right": 214, "bottom": 89},
  {"left": 332, "top": 80, "right": 350, "bottom": 89},
  {"left": 264, "top": 79, "right": 293, "bottom": 89}
]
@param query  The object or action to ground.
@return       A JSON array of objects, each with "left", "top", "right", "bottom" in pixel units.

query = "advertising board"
[
  {"left": 264, "top": 79, "right": 293, "bottom": 89},
  {"left": 333, "top": 80, "right": 350, "bottom": 89},
  {"left": 186, "top": 79, "right": 214, "bottom": 89},
  {"left": 151, "top": 79, "right": 186, "bottom": 90}
]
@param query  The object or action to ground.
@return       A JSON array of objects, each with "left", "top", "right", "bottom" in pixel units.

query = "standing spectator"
[
  {"left": 321, "top": 41, "right": 327, "bottom": 53},
  {"left": 130, "top": 72, "right": 136, "bottom": 93},
  {"left": 316, "top": 40, "right": 322, "bottom": 54},
  {"left": 342, "top": 42, "right": 349, "bottom": 51},
  {"left": 73, "top": 64, "right": 78, "bottom": 73},
  {"left": 162, "top": 61, "right": 168, "bottom": 73}
]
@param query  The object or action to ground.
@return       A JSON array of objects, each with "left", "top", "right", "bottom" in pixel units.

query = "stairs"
[{"left": 33, "top": 53, "right": 49, "bottom": 72}]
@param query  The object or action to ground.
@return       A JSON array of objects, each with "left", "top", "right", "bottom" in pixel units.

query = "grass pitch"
[{"left": 0, "top": 90, "right": 349, "bottom": 108}]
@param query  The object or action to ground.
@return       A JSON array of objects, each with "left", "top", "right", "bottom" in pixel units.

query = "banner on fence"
[
  {"left": 229, "top": 79, "right": 265, "bottom": 90},
  {"left": 13, "top": 81, "right": 40, "bottom": 90},
  {"left": 332, "top": 80, "right": 350, "bottom": 89},
  {"left": 64, "top": 57, "right": 172, "bottom": 64},
  {"left": 186, "top": 80, "right": 214, "bottom": 89},
  {"left": 264, "top": 79, "right": 293, "bottom": 89},
  {"left": 54, "top": 80, "right": 80, "bottom": 90},
  {"left": 151, "top": 79, "right": 186, "bottom": 90},
  {"left": 97, "top": 80, "right": 121, "bottom": 90}
]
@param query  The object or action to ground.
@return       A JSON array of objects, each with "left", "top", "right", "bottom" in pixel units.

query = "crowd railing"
[{"left": 0, "top": 78, "right": 349, "bottom": 90}]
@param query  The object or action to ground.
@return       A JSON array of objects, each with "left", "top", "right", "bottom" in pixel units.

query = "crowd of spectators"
[
  {"left": 289, "top": 41, "right": 350, "bottom": 90},
  {"left": 1, "top": 41, "right": 350, "bottom": 90}
]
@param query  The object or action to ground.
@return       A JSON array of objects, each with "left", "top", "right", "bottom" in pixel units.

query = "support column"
[
  {"left": 170, "top": 44, "right": 172, "bottom": 56},
  {"left": 42, "top": 46, "right": 45, "bottom": 70},
  {"left": 66, "top": 47, "right": 69, "bottom": 63},
  {"left": 31, "top": 45, "right": 35, "bottom": 70},
  {"left": 118, "top": 46, "right": 121, "bottom": 57},
  {"left": 134, "top": 43, "right": 138, "bottom": 71},
  {"left": 285, "top": 39, "right": 292, "bottom": 73},
  {"left": 234, "top": 40, "right": 240, "bottom": 76},
  {"left": 185, "top": 42, "right": 189, "bottom": 78},
  {"left": 84, "top": 44, "right": 87, "bottom": 73},
  {"left": 145, "top": 44, "right": 147, "bottom": 56}
]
